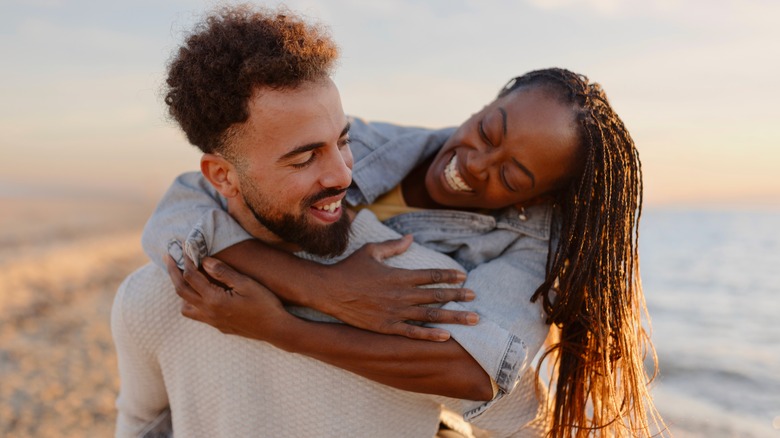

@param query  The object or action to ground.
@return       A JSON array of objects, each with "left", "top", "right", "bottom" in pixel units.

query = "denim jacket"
[{"left": 141, "top": 117, "right": 553, "bottom": 420}]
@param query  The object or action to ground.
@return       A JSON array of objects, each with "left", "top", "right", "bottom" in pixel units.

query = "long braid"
[{"left": 500, "top": 69, "right": 667, "bottom": 436}]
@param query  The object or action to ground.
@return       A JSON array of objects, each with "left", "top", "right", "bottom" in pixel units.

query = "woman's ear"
[{"left": 201, "top": 153, "right": 240, "bottom": 198}]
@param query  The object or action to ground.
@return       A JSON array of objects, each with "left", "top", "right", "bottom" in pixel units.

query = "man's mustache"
[{"left": 304, "top": 187, "right": 348, "bottom": 206}]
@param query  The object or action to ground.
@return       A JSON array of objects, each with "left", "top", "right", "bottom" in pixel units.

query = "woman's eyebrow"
[
  {"left": 498, "top": 107, "right": 507, "bottom": 138},
  {"left": 497, "top": 106, "right": 533, "bottom": 186}
]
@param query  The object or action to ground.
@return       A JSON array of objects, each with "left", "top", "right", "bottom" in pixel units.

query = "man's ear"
[{"left": 201, "top": 153, "right": 240, "bottom": 198}]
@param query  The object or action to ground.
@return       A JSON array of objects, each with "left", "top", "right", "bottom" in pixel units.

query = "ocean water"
[{"left": 640, "top": 208, "right": 780, "bottom": 437}]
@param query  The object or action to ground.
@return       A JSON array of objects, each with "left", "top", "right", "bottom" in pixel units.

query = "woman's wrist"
[
  {"left": 266, "top": 312, "right": 309, "bottom": 351},
  {"left": 299, "top": 263, "right": 340, "bottom": 314}
]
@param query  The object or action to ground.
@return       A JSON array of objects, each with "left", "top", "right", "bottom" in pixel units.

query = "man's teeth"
[
  {"left": 445, "top": 155, "right": 473, "bottom": 192},
  {"left": 315, "top": 200, "right": 341, "bottom": 213}
]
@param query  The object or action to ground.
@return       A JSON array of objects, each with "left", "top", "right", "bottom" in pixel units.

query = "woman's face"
[{"left": 425, "top": 85, "right": 581, "bottom": 210}]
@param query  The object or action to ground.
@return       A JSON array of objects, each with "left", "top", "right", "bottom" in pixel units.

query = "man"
[{"left": 113, "top": 5, "right": 547, "bottom": 437}]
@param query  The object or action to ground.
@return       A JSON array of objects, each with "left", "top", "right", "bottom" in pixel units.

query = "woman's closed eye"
[{"left": 500, "top": 165, "right": 518, "bottom": 192}]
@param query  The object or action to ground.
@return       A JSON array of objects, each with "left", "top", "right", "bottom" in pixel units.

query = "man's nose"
[{"left": 320, "top": 146, "right": 352, "bottom": 189}]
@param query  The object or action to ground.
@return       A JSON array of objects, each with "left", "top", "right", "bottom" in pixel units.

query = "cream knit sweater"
[{"left": 112, "top": 211, "right": 547, "bottom": 437}]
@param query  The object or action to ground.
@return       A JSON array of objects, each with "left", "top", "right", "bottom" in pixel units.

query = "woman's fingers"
[
  {"left": 180, "top": 301, "right": 206, "bottom": 322},
  {"left": 361, "top": 237, "right": 467, "bottom": 286},
  {"left": 361, "top": 235, "right": 414, "bottom": 261},
  {"left": 395, "top": 324, "right": 452, "bottom": 342},
  {"left": 181, "top": 253, "right": 220, "bottom": 295},
  {"left": 201, "top": 256, "right": 250, "bottom": 292},
  {"left": 405, "top": 306, "right": 480, "bottom": 326},
  {"left": 406, "top": 268, "right": 467, "bottom": 286},
  {"left": 165, "top": 255, "right": 203, "bottom": 306},
  {"left": 402, "top": 287, "right": 475, "bottom": 305}
]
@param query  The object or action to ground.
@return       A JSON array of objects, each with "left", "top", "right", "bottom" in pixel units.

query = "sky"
[{"left": 1, "top": 0, "right": 779, "bottom": 206}]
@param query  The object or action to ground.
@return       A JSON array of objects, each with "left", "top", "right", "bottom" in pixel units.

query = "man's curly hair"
[{"left": 165, "top": 4, "right": 339, "bottom": 154}]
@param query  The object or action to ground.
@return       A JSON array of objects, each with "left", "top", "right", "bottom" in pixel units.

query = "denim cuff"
[{"left": 432, "top": 302, "right": 529, "bottom": 395}]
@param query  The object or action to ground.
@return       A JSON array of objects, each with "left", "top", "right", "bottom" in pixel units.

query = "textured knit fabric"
[{"left": 114, "top": 210, "right": 547, "bottom": 438}]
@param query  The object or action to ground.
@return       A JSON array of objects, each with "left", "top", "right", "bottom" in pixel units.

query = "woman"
[{"left": 147, "top": 68, "right": 665, "bottom": 437}]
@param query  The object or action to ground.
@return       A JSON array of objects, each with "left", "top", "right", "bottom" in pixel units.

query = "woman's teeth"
[
  {"left": 315, "top": 200, "right": 341, "bottom": 213},
  {"left": 445, "top": 155, "right": 473, "bottom": 192}
]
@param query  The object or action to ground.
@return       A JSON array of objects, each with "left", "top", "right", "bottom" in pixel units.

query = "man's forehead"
[{"left": 239, "top": 79, "right": 347, "bottom": 155}]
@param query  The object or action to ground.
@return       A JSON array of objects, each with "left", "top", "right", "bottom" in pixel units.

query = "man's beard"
[{"left": 240, "top": 181, "right": 351, "bottom": 257}]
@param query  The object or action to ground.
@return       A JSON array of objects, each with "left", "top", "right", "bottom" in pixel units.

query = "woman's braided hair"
[{"left": 500, "top": 68, "right": 666, "bottom": 437}]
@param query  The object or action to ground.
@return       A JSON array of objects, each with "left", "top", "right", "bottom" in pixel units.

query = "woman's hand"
[
  {"left": 316, "top": 235, "right": 479, "bottom": 342},
  {"left": 173, "top": 235, "right": 480, "bottom": 343},
  {"left": 165, "top": 254, "right": 288, "bottom": 341}
]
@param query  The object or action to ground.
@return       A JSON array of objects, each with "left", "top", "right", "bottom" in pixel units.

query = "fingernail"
[
  {"left": 456, "top": 271, "right": 467, "bottom": 281},
  {"left": 466, "top": 313, "right": 480, "bottom": 325},
  {"left": 465, "top": 290, "right": 476, "bottom": 300},
  {"left": 202, "top": 257, "right": 216, "bottom": 270},
  {"left": 436, "top": 331, "right": 450, "bottom": 342}
]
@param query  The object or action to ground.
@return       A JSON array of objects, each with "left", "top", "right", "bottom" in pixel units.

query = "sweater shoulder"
[{"left": 114, "top": 263, "right": 180, "bottom": 352}]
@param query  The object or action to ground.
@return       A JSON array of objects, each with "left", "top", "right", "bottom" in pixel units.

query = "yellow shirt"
[{"left": 354, "top": 184, "right": 423, "bottom": 221}]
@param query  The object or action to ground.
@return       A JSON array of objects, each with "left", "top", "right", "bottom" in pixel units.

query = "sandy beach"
[{"left": 0, "top": 196, "right": 155, "bottom": 437}]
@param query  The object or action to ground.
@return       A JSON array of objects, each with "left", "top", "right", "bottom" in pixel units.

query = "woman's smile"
[{"left": 444, "top": 154, "right": 474, "bottom": 193}]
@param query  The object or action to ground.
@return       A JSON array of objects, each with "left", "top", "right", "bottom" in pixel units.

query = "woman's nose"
[{"left": 465, "top": 150, "right": 495, "bottom": 181}]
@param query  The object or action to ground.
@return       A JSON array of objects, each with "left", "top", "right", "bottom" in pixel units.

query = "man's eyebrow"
[
  {"left": 512, "top": 157, "right": 535, "bottom": 188},
  {"left": 278, "top": 121, "right": 351, "bottom": 162}
]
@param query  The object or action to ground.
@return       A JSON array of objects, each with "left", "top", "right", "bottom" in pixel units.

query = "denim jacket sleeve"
[
  {"left": 141, "top": 171, "right": 252, "bottom": 270},
  {"left": 346, "top": 116, "right": 456, "bottom": 206},
  {"left": 431, "top": 238, "right": 550, "bottom": 421}
]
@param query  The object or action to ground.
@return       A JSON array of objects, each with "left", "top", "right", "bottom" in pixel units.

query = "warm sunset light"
[
  {"left": 1, "top": 2, "right": 778, "bottom": 437},
  {"left": 1, "top": 0, "right": 778, "bottom": 206}
]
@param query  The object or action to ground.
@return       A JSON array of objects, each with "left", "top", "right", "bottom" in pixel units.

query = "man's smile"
[{"left": 313, "top": 199, "right": 342, "bottom": 213}]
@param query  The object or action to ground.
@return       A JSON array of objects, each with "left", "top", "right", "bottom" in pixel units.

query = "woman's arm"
[
  {"left": 143, "top": 172, "right": 478, "bottom": 341},
  {"left": 169, "top": 255, "right": 494, "bottom": 401},
  {"left": 141, "top": 171, "right": 253, "bottom": 269},
  {"left": 214, "top": 237, "right": 478, "bottom": 341}
]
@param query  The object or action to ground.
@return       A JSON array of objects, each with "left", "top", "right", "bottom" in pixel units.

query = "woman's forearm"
[
  {"left": 271, "top": 314, "right": 494, "bottom": 401},
  {"left": 212, "top": 238, "right": 478, "bottom": 342},
  {"left": 176, "top": 255, "right": 493, "bottom": 401},
  {"left": 212, "top": 239, "right": 326, "bottom": 307}
]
